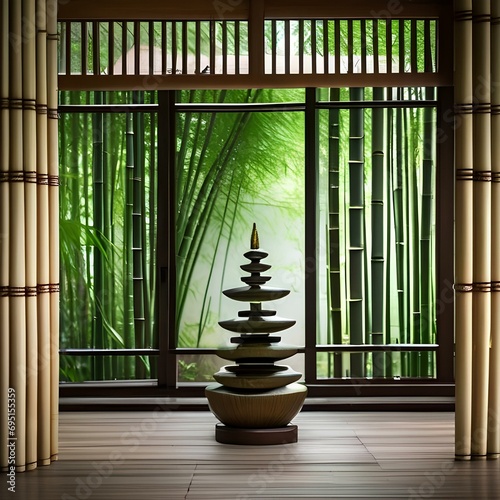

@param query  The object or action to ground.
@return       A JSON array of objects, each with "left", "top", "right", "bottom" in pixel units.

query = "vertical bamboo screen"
[
  {"left": 0, "top": 0, "right": 59, "bottom": 472},
  {"left": 454, "top": 0, "right": 500, "bottom": 459},
  {"left": 263, "top": 19, "right": 437, "bottom": 76},
  {"left": 57, "top": 18, "right": 438, "bottom": 77},
  {"left": 57, "top": 17, "right": 444, "bottom": 89},
  {"left": 59, "top": 20, "right": 249, "bottom": 76}
]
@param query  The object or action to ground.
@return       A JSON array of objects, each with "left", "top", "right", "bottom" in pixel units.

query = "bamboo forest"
[{"left": 58, "top": 19, "right": 438, "bottom": 383}]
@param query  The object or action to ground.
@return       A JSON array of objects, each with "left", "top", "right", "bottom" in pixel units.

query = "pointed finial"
[{"left": 250, "top": 223, "right": 259, "bottom": 249}]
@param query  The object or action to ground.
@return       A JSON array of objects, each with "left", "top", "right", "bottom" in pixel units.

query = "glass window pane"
[
  {"left": 316, "top": 351, "right": 437, "bottom": 380},
  {"left": 175, "top": 89, "right": 305, "bottom": 356},
  {"left": 317, "top": 87, "right": 437, "bottom": 380},
  {"left": 59, "top": 91, "right": 158, "bottom": 382},
  {"left": 60, "top": 355, "right": 158, "bottom": 383}
]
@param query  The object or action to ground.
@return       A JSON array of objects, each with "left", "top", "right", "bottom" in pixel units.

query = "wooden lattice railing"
[{"left": 57, "top": 0, "right": 452, "bottom": 89}]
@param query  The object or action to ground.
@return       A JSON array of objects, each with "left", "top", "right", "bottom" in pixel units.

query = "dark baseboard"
[{"left": 59, "top": 395, "right": 454, "bottom": 412}]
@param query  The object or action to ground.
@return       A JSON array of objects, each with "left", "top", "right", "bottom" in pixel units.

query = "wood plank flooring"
[{"left": 8, "top": 411, "right": 500, "bottom": 499}]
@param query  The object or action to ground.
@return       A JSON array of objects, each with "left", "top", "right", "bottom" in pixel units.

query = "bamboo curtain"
[
  {"left": 454, "top": 0, "right": 500, "bottom": 459},
  {"left": 0, "top": 0, "right": 59, "bottom": 471}
]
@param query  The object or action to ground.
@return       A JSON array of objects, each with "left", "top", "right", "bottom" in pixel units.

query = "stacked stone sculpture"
[{"left": 205, "top": 223, "right": 307, "bottom": 445}]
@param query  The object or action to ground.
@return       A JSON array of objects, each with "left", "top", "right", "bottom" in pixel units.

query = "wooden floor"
[{"left": 10, "top": 411, "right": 500, "bottom": 499}]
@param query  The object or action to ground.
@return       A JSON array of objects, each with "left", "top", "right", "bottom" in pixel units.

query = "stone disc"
[
  {"left": 216, "top": 343, "right": 298, "bottom": 362},
  {"left": 213, "top": 366, "right": 302, "bottom": 389}
]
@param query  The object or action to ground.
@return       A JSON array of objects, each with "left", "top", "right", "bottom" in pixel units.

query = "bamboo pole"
[
  {"left": 132, "top": 91, "right": 146, "bottom": 378},
  {"left": 471, "top": 0, "right": 491, "bottom": 458},
  {"left": 47, "top": 0, "right": 59, "bottom": 461},
  {"left": 385, "top": 100, "right": 394, "bottom": 378},
  {"left": 148, "top": 95, "right": 157, "bottom": 358},
  {"left": 488, "top": 0, "right": 500, "bottom": 458},
  {"left": 124, "top": 110, "right": 135, "bottom": 378},
  {"left": 371, "top": 87, "right": 385, "bottom": 377},
  {"left": 102, "top": 96, "right": 113, "bottom": 380},
  {"left": 0, "top": 0, "right": 10, "bottom": 473},
  {"left": 92, "top": 91, "right": 105, "bottom": 379},
  {"left": 106, "top": 95, "right": 118, "bottom": 378},
  {"left": 23, "top": 0, "right": 39, "bottom": 471},
  {"left": 83, "top": 96, "right": 92, "bottom": 351},
  {"left": 348, "top": 87, "right": 365, "bottom": 378},
  {"left": 36, "top": 0, "right": 51, "bottom": 465},
  {"left": 408, "top": 105, "right": 421, "bottom": 376},
  {"left": 420, "top": 87, "right": 435, "bottom": 377},
  {"left": 328, "top": 87, "right": 343, "bottom": 378},
  {"left": 454, "top": 0, "right": 473, "bottom": 459},
  {"left": 9, "top": 0, "right": 27, "bottom": 472},
  {"left": 394, "top": 97, "right": 406, "bottom": 372}
]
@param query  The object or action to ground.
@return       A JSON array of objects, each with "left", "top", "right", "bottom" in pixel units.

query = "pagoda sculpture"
[{"left": 205, "top": 224, "right": 307, "bottom": 445}]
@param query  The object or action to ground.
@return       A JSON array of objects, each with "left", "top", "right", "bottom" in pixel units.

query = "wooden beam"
[
  {"left": 58, "top": 0, "right": 250, "bottom": 21},
  {"left": 58, "top": 71, "right": 452, "bottom": 91},
  {"left": 57, "top": 0, "right": 451, "bottom": 21}
]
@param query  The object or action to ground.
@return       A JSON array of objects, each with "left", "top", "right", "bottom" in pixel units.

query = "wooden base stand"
[{"left": 215, "top": 423, "right": 298, "bottom": 445}]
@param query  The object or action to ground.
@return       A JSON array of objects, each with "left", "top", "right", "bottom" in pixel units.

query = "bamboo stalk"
[
  {"left": 47, "top": 0, "right": 59, "bottom": 460},
  {"left": 9, "top": 0, "right": 27, "bottom": 472},
  {"left": 124, "top": 110, "right": 135, "bottom": 377},
  {"left": 148, "top": 98, "right": 158, "bottom": 356},
  {"left": 405, "top": 104, "right": 420, "bottom": 376},
  {"left": 385, "top": 99, "right": 394, "bottom": 377},
  {"left": 489, "top": 0, "right": 500, "bottom": 457},
  {"left": 371, "top": 87, "right": 385, "bottom": 377},
  {"left": 471, "top": 0, "right": 491, "bottom": 457},
  {"left": 393, "top": 98, "right": 406, "bottom": 372},
  {"left": 36, "top": 0, "right": 51, "bottom": 464},
  {"left": 68, "top": 94, "right": 82, "bottom": 353},
  {"left": 328, "top": 87, "right": 342, "bottom": 378},
  {"left": 420, "top": 87, "right": 435, "bottom": 376},
  {"left": 141, "top": 107, "right": 152, "bottom": 358},
  {"left": 92, "top": 91, "right": 105, "bottom": 379},
  {"left": 23, "top": 0, "right": 38, "bottom": 470},
  {"left": 132, "top": 91, "right": 146, "bottom": 378},
  {"left": 102, "top": 96, "right": 112, "bottom": 380},
  {"left": 0, "top": 0, "right": 10, "bottom": 472},
  {"left": 83, "top": 97, "right": 92, "bottom": 348},
  {"left": 106, "top": 93, "right": 118, "bottom": 378},
  {"left": 453, "top": 4, "right": 475, "bottom": 454},
  {"left": 348, "top": 87, "right": 365, "bottom": 378}
]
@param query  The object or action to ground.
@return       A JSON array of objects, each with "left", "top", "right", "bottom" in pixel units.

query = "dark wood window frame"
[
  {"left": 59, "top": 85, "right": 455, "bottom": 404},
  {"left": 58, "top": 0, "right": 455, "bottom": 406}
]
